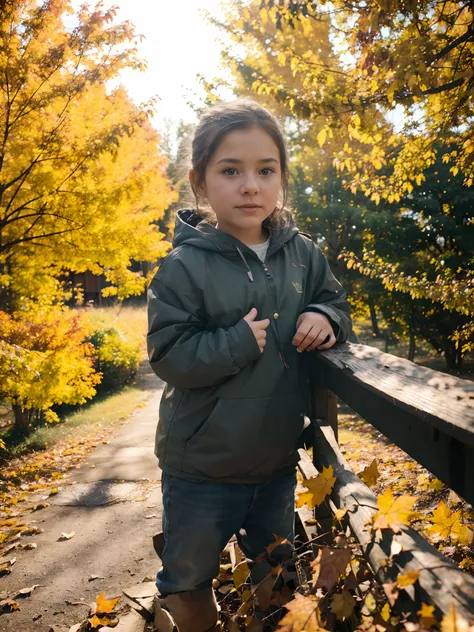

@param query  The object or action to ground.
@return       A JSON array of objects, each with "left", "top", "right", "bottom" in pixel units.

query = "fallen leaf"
[
  {"left": 417, "top": 603, "right": 437, "bottom": 629},
  {"left": 31, "top": 503, "right": 49, "bottom": 512},
  {"left": 94, "top": 591, "right": 120, "bottom": 614},
  {"left": 58, "top": 531, "right": 75, "bottom": 541},
  {"left": 380, "top": 603, "right": 391, "bottom": 622},
  {"left": 233, "top": 561, "right": 250, "bottom": 589},
  {"left": 16, "top": 584, "right": 40, "bottom": 597},
  {"left": 370, "top": 489, "right": 416, "bottom": 532},
  {"left": 427, "top": 502, "right": 473, "bottom": 546},
  {"left": 397, "top": 570, "right": 420, "bottom": 588},
  {"left": 218, "top": 584, "right": 233, "bottom": 595},
  {"left": 278, "top": 593, "right": 328, "bottom": 631},
  {"left": 236, "top": 589, "right": 252, "bottom": 617},
  {"left": 19, "top": 542, "right": 37, "bottom": 550},
  {"left": 0, "top": 599, "right": 20, "bottom": 613},
  {"left": 359, "top": 460, "right": 380, "bottom": 487},
  {"left": 311, "top": 547, "right": 351, "bottom": 592},
  {"left": 21, "top": 526, "right": 43, "bottom": 536},
  {"left": 331, "top": 589, "right": 356, "bottom": 620},
  {"left": 440, "top": 602, "right": 471, "bottom": 632},
  {"left": 334, "top": 509, "right": 347, "bottom": 522},
  {"left": 296, "top": 466, "right": 336, "bottom": 509},
  {"left": 254, "top": 567, "right": 281, "bottom": 612}
]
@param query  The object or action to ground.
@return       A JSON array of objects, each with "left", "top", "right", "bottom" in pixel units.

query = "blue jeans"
[{"left": 156, "top": 471, "right": 296, "bottom": 596}]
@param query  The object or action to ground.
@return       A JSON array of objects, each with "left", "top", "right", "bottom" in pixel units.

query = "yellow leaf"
[
  {"left": 331, "top": 589, "right": 356, "bottom": 620},
  {"left": 359, "top": 459, "right": 380, "bottom": 487},
  {"left": 397, "top": 569, "right": 419, "bottom": 588},
  {"left": 94, "top": 591, "right": 120, "bottom": 614},
  {"left": 381, "top": 602, "right": 391, "bottom": 621},
  {"left": 296, "top": 466, "right": 336, "bottom": 509},
  {"left": 427, "top": 502, "right": 473, "bottom": 545},
  {"left": 370, "top": 488, "right": 416, "bottom": 532},
  {"left": 441, "top": 602, "right": 471, "bottom": 632},
  {"left": 278, "top": 593, "right": 329, "bottom": 632},
  {"left": 334, "top": 508, "right": 347, "bottom": 522},
  {"left": 233, "top": 560, "right": 250, "bottom": 589},
  {"left": 417, "top": 603, "right": 437, "bottom": 628},
  {"left": 88, "top": 615, "right": 102, "bottom": 628},
  {"left": 317, "top": 128, "right": 327, "bottom": 148}
]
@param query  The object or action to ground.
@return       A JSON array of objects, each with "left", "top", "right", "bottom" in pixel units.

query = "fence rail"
[{"left": 297, "top": 342, "right": 474, "bottom": 620}]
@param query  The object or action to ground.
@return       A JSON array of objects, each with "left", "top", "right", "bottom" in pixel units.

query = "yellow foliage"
[
  {"left": 0, "top": 307, "right": 101, "bottom": 429},
  {"left": 278, "top": 593, "right": 329, "bottom": 632},
  {"left": 426, "top": 501, "right": 474, "bottom": 546},
  {"left": 0, "top": 0, "right": 175, "bottom": 309},
  {"left": 358, "top": 459, "right": 380, "bottom": 487},
  {"left": 296, "top": 466, "right": 336, "bottom": 509},
  {"left": 397, "top": 569, "right": 419, "bottom": 588},
  {"left": 440, "top": 602, "right": 471, "bottom": 632},
  {"left": 370, "top": 488, "right": 416, "bottom": 533}
]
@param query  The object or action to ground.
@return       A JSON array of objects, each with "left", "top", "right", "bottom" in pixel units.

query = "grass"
[
  {"left": 78, "top": 303, "right": 148, "bottom": 352},
  {"left": 18, "top": 382, "right": 154, "bottom": 455}
]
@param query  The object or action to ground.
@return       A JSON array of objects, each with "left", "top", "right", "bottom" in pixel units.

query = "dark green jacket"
[{"left": 147, "top": 210, "right": 352, "bottom": 483}]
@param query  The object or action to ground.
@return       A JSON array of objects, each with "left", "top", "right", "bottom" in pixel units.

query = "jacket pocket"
[{"left": 183, "top": 393, "right": 304, "bottom": 479}]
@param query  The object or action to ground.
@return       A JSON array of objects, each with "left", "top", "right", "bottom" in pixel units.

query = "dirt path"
[{"left": 0, "top": 364, "right": 164, "bottom": 631}]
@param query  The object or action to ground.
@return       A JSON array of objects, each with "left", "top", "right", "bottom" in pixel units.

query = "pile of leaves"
[{"left": 210, "top": 461, "right": 473, "bottom": 631}]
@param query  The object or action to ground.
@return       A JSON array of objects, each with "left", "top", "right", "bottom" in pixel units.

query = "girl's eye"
[
  {"left": 223, "top": 168, "right": 238, "bottom": 176},
  {"left": 260, "top": 168, "right": 275, "bottom": 176}
]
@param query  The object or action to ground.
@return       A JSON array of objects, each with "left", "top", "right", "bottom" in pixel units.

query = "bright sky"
[{"left": 87, "top": 0, "right": 233, "bottom": 134}]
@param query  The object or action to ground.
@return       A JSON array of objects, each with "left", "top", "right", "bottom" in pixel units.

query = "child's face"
[{"left": 193, "top": 126, "right": 282, "bottom": 243}]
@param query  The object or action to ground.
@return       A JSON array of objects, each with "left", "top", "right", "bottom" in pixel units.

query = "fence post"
[
  {"left": 312, "top": 386, "right": 338, "bottom": 442},
  {"left": 309, "top": 384, "right": 338, "bottom": 545}
]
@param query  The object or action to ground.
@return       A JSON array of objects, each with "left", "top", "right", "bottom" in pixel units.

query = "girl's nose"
[{"left": 240, "top": 174, "right": 260, "bottom": 195}]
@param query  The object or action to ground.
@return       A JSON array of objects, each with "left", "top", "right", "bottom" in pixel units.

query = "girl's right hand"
[{"left": 243, "top": 308, "right": 270, "bottom": 353}]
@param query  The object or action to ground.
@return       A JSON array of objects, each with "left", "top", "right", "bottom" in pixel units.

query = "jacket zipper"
[{"left": 262, "top": 261, "right": 290, "bottom": 369}]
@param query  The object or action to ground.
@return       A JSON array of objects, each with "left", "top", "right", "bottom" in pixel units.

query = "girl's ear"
[{"left": 189, "top": 169, "right": 206, "bottom": 198}]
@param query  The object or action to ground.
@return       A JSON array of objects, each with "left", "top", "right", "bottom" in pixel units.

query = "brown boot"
[{"left": 163, "top": 587, "right": 220, "bottom": 632}]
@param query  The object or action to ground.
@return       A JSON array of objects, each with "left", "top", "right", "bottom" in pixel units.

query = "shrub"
[{"left": 88, "top": 327, "right": 141, "bottom": 393}]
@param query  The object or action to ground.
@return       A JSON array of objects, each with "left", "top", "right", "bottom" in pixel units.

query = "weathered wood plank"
[
  {"left": 310, "top": 343, "right": 474, "bottom": 504},
  {"left": 300, "top": 423, "right": 474, "bottom": 621}
]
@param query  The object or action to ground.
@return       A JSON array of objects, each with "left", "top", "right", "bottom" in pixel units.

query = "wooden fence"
[{"left": 297, "top": 342, "right": 474, "bottom": 621}]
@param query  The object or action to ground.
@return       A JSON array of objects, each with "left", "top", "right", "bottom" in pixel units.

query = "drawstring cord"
[{"left": 235, "top": 247, "right": 254, "bottom": 282}]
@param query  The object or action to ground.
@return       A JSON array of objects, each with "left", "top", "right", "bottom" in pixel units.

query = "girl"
[{"left": 147, "top": 99, "right": 352, "bottom": 632}]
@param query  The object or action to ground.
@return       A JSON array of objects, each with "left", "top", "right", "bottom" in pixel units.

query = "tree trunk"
[
  {"left": 12, "top": 404, "right": 33, "bottom": 436},
  {"left": 408, "top": 330, "right": 416, "bottom": 362},
  {"left": 368, "top": 301, "right": 381, "bottom": 337},
  {"left": 444, "top": 341, "right": 457, "bottom": 371}
]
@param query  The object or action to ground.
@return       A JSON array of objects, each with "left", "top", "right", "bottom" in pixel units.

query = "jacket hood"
[{"left": 173, "top": 209, "right": 299, "bottom": 258}]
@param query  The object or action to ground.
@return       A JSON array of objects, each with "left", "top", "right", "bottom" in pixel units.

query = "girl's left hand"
[{"left": 292, "top": 312, "right": 336, "bottom": 352}]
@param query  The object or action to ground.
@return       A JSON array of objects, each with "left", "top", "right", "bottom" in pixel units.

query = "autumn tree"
[
  {"left": 0, "top": 0, "right": 176, "bottom": 433},
  {"left": 0, "top": 0, "right": 176, "bottom": 311},
  {"left": 207, "top": 0, "right": 474, "bottom": 366}
]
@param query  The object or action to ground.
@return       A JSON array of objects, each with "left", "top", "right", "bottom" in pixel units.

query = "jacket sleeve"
[
  {"left": 147, "top": 256, "right": 261, "bottom": 389},
  {"left": 301, "top": 242, "right": 352, "bottom": 343}
]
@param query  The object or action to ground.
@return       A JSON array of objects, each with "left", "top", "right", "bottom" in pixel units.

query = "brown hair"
[{"left": 189, "top": 99, "right": 290, "bottom": 230}]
